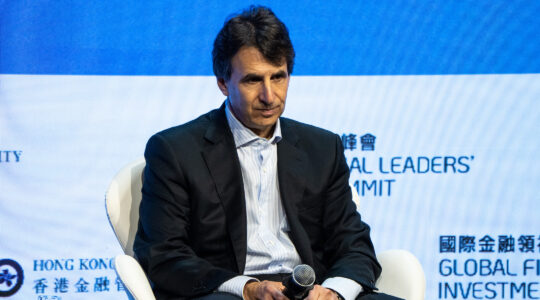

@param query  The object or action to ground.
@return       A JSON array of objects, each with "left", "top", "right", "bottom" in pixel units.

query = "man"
[{"left": 134, "top": 6, "right": 400, "bottom": 300}]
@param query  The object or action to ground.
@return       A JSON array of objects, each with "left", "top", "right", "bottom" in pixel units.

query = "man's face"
[{"left": 217, "top": 46, "right": 290, "bottom": 138}]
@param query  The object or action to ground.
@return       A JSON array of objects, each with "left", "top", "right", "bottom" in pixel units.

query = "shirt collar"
[{"left": 225, "top": 99, "right": 282, "bottom": 148}]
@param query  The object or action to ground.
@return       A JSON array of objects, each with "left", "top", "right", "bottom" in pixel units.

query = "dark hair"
[{"left": 212, "top": 6, "right": 295, "bottom": 80}]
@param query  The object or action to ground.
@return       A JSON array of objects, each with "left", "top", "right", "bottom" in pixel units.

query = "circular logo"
[{"left": 0, "top": 259, "right": 24, "bottom": 297}]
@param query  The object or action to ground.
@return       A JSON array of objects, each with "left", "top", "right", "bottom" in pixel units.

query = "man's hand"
[
  {"left": 243, "top": 280, "right": 288, "bottom": 300},
  {"left": 305, "top": 285, "right": 340, "bottom": 300}
]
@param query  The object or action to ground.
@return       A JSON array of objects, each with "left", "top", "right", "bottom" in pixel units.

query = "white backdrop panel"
[{"left": 1, "top": 74, "right": 539, "bottom": 299}]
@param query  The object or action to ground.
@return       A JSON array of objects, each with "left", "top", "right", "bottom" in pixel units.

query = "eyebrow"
[
  {"left": 241, "top": 74, "right": 263, "bottom": 82},
  {"left": 271, "top": 70, "right": 288, "bottom": 79},
  {"left": 240, "top": 70, "right": 288, "bottom": 83}
]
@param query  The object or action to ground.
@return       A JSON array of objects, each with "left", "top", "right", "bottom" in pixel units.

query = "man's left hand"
[{"left": 305, "top": 285, "right": 340, "bottom": 300}]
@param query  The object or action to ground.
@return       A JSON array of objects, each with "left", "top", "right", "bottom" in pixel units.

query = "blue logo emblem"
[
  {"left": 360, "top": 134, "right": 376, "bottom": 151},
  {"left": 0, "top": 259, "right": 24, "bottom": 297}
]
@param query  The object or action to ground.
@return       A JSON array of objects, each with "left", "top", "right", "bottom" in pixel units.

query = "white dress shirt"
[{"left": 218, "top": 101, "right": 363, "bottom": 300}]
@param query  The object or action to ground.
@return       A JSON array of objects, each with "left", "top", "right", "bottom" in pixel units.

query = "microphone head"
[
  {"left": 283, "top": 264, "right": 316, "bottom": 299},
  {"left": 292, "top": 264, "right": 316, "bottom": 287}
]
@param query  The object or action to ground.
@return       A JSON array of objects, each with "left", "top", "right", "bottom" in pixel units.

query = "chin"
[{"left": 259, "top": 118, "right": 279, "bottom": 127}]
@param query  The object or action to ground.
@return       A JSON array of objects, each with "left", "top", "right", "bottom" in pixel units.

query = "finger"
[
  {"left": 269, "top": 286, "right": 287, "bottom": 300},
  {"left": 305, "top": 287, "right": 320, "bottom": 300},
  {"left": 260, "top": 282, "right": 275, "bottom": 300},
  {"left": 317, "top": 286, "right": 338, "bottom": 300},
  {"left": 259, "top": 281, "right": 283, "bottom": 300},
  {"left": 262, "top": 294, "right": 273, "bottom": 300},
  {"left": 272, "top": 291, "right": 287, "bottom": 300}
]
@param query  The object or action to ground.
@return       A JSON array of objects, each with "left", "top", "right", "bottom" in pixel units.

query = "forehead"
[{"left": 230, "top": 47, "right": 287, "bottom": 76}]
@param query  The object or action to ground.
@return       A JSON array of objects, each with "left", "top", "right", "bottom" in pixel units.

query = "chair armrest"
[
  {"left": 375, "top": 249, "right": 426, "bottom": 300},
  {"left": 114, "top": 254, "right": 156, "bottom": 300}
]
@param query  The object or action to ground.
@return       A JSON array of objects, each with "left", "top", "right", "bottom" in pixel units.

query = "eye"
[
  {"left": 242, "top": 76, "right": 262, "bottom": 84},
  {"left": 271, "top": 73, "right": 287, "bottom": 82}
]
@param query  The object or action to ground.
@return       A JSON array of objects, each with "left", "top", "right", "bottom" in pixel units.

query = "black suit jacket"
[{"left": 134, "top": 104, "right": 381, "bottom": 299}]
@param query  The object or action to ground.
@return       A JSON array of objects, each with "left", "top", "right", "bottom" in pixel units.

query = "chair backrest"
[
  {"left": 350, "top": 185, "right": 360, "bottom": 211},
  {"left": 105, "top": 157, "right": 146, "bottom": 256}
]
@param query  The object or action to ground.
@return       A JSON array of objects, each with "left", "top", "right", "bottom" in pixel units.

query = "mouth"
[{"left": 256, "top": 106, "right": 280, "bottom": 117}]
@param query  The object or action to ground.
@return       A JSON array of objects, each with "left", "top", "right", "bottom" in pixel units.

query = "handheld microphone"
[{"left": 282, "top": 264, "right": 316, "bottom": 300}]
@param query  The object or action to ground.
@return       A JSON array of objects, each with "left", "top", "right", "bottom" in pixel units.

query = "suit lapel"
[
  {"left": 201, "top": 106, "right": 247, "bottom": 273},
  {"left": 278, "top": 120, "right": 314, "bottom": 267},
  {"left": 201, "top": 109, "right": 315, "bottom": 271}
]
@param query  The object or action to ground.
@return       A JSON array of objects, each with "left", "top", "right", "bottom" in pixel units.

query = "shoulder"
[
  {"left": 157, "top": 109, "right": 217, "bottom": 140},
  {"left": 145, "top": 107, "right": 224, "bottom": 155},
  {"left": 281, "top": 117, "right": 340, "bottom": 145}
]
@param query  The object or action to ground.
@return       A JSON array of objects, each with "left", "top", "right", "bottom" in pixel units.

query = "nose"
[{"left": 260, "top": 79, "right": 274, "bottom": 105}]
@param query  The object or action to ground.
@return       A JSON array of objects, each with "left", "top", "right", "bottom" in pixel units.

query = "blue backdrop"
[{"left": 2, "top": 1, "right": 539, "bottom": 75}]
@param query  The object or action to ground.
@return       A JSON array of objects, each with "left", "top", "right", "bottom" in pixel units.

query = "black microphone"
[{"left": 282, "top": 264, "right": 316, "bottom": 300}]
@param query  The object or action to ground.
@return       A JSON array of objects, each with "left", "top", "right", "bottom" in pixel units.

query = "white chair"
[
  {"left": 106, "top": 157, "right": 155, "bottom": 300},
  {"left": 350, "top": 191, "right": 426, "bottom": 300},
  {"left": 106, "top": 158, "right": 425, "bottom": 300}
]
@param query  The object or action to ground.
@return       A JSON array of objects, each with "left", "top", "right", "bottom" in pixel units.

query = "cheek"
[
  {"left": 277, "top": 85, "right": 289, "bottom": 101},
  {"left": 235, "top": 89, "right": 256, "bottom": 108},
  {"left": 231, "top": 92, "right": 255, "bottom": 115}
]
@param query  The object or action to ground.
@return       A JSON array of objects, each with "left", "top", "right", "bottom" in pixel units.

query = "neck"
[{"left": 254, "top": 125, "right": 275, "bottom": 139}]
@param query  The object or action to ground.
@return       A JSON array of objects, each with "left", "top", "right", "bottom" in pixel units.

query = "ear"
[{"left": 216, "top": 78, "right": 229, "bottom": 96}]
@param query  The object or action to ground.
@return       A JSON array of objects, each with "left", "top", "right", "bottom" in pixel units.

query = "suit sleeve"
[
  {"left": 133, "top": 133, "right": 236, "bottom": 297},
  {"left": 321, "top": 134, "right": 381, "bottom": 291}
]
